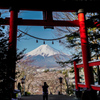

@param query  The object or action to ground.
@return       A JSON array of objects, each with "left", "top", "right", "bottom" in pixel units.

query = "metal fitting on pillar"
[
  {"left": 78, "top": 9, "right": 86, "bottom": 14},
  {"left": 78, "top": 9, "right": 84, "bottom": 13}
]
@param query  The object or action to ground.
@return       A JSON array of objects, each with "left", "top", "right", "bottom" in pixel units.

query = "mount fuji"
[{"left": 23, "top": 44, "right": 70, "bottom": 68}]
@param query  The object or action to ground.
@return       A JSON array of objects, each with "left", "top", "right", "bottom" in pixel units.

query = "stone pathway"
[{"left": 20, "top": 95, "right": 79, "bottom": 100}]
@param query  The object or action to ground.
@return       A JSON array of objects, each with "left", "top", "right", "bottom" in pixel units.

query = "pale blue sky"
[{"left": 0, "top": 10, "right": 75, "bottom": 55}]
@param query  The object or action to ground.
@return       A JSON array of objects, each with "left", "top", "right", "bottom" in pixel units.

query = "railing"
[
  {"left": 74, "top": 59, "right": 100, "bottom": 91},
  {"left": 76, "top": 60, "right": 100, "bottom": 68}
]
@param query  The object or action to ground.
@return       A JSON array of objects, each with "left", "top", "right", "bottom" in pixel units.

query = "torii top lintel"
[{"left": 0, "top": 0, "right": 100, "bottom": 12}]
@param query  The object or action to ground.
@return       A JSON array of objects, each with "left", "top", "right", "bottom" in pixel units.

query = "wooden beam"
[
  {"left": 76, "top": 60, "right": 100, "bottom": 68},
  {"left": 77, "top": 83, "right": 100, "bottom": 91},
  {"left": 3, "top": 18, "right": 79, "bottom": 27},
  {"left": 91, "top": 85, "right": 100, "bottom": 91},
  {"left": 0, "top": 1, "right": 100, "bottom": 12},
  {"left": 78, "top": 83, "right": 86, "bottom": 88},
  {"left": 18, "top": 19, "right": 79, "bottom": 26},
  {"left": 76, "top": 63, "right": 84, "bottom": 68},
  {"left": 89, "top": 60, "right": 100, "bottom": 67}
]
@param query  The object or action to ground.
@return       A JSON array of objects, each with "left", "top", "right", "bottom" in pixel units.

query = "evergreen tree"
[{"left": 0, "top": 27, "right": 25, "bottom": 99}]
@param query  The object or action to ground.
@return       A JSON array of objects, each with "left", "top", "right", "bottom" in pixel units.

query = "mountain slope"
[
  {"left": 24, "top": 44, "right": 70, "bottom": 68},
  {"left": 26, "top": 44, "right": 62, "bottom": 57}
]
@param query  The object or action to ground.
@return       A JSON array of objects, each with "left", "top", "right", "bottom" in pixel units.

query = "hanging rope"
[
  {"left": 18, "top": 29, "right": 66, "bottom": 41},
  {"left": 18, "top": 29, "right": 79, "bottom": 45}
]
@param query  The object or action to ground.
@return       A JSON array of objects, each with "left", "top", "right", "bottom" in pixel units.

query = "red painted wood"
[
  {"left": 9, "top": 11, "right": 18, "bottom": 50},
  {"left": 19, "top": 19, "right": 79, "bottom": 26},
  {"left": 76, "top": 60, "right": 100, "bottom": 68},
  {"left": 78, "top": 83, "right": 86, "bottom": 88},
  {"left": 91, "top": 85, "right": 100, "bottom": 91},
  {"left": 4, "top": 18, "right": 100, "bottom": 27},
  {"left": 74, "top": 61, "right": 79, "bottom": 90},
  {"left": 4, "top": 18, "right": 79, "bottom": 26},
  {"left": 78, "top": 9, "right": 90, "bottom": 89},
  {"left": 89, "top": 60, "right": 100, "bottom": 67},
  {"left": 43, "top": 11, "right": 53, "bottom": 21},
  {"left": 77, "top": 83, "right": 100, "bottom": 91},
  {"left": 9, "top": 9, "right": 18, "bottom": 84},
  {"left": 76, "top": 63, "right": 84, "bottom": 68}
]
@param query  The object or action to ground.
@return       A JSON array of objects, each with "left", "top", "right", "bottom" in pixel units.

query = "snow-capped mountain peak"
[
  {"left": 26, "top": 44, "right": 61, "bottom": 57},
  {"left": 24, "top": 44, "right": 70, "bottom": 68}
]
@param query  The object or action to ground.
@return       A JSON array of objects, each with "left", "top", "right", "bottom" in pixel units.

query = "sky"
[{"left": 0, "top": 9, "right": 75, "bottom": 55}]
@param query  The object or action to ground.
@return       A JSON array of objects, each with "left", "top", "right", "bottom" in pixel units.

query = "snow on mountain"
[
  {"left": 24, "top": 44, "right": 70, "bottom": 68},
  {"left": 26, "top": 44, "right": 63, "bottom": 57}
]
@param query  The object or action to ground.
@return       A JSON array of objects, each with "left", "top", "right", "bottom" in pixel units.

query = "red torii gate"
[
  {"left": 8, "top": 9, "right": 93, "bottom": 97},
  {"left": 0, "top": 0, "right": 100, "bottom": 99}
]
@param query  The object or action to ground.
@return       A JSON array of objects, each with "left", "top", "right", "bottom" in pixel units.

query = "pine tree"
[
  {"left": 0, "top": 27, "right": 10, "bottom": 99},
  {"left": 0, "top": 27, "right": 25, "bottom": 99}
]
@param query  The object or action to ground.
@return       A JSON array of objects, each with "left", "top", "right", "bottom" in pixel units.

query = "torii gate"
[{"left": 0, "top": 0, "right": 100, "bottom": 99}]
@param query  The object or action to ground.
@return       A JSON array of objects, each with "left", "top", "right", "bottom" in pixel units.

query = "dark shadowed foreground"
[{"left": 21, "top": 95, "right": 78, "bottom": 100}]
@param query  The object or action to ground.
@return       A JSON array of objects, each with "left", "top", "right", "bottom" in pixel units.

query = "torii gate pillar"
[
  {"left": 78, "top": 9, "right": 94, "bottom": 89},
  {"left": 9, "top": 7, "right": 18, "bottom": 51},
  {"left": 9, "top": 7, "right": 18, "bottom": 87}
]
